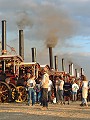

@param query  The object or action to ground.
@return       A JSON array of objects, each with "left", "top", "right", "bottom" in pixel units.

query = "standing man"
[
  {"left": 41, "top": 65, "right": 50, "bottom": 110},
  {"left": 63, "top": 77, "right": 72, "bottom": 105},
  {"left": 58, "top": 76, "right": 64, "bottom": 104}
]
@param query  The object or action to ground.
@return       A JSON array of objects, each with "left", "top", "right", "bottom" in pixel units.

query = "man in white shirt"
[{"left": 41, "top": 65, "right": 50, "bottom": 110}]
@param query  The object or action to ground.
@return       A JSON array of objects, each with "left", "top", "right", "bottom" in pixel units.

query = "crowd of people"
[
  {"left": 17, "top": 65, "right": 89, "bottom": 109},
  {"left": 0, "top": 65, "right": 90, "bottom": 109}
]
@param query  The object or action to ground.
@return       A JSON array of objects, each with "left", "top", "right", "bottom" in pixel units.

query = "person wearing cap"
[{"left": 41, "top": 65, "right": 50, "bottom": 110}]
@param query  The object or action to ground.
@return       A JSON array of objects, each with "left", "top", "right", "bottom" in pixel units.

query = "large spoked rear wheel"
[
  {"left": 15, "top": 86, "right": 27, "bottom": 103},
  {"left": 0, "top": 81, "right": 11, "bottom": 103}
]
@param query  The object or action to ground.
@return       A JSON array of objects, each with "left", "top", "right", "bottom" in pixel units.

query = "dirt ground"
[{"left": 0, "top": 101, "right": 90, "bottom": 120}]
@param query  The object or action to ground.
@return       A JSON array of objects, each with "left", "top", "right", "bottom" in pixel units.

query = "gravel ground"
[{"left": 0, "top": 101, "right": 90, "bottom": 120}]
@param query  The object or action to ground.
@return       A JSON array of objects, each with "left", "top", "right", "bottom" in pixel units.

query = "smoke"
[
  {"left": 15, "top": 4, "right": 77, "bottom": 48},
  {"left": 46, "top": 33, "right": 58, "bottom": 48},
  {"left": 31, "top": 5, "right": 77, "bottom": 48},
  {"left": 15, "top": 11, "right": 33, "bottom": 29}
]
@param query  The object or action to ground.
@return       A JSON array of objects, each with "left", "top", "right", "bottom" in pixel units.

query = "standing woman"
[
  {"left": 80, "top": 75, "right": 88, "bottom": 107},
  {"left": 27, "top": 73, "right": 36, "bottom": 106}
]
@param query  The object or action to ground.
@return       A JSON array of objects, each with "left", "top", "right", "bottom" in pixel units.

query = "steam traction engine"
[{"left": 0, "top": 54, "right": 24, "bottom": 102}]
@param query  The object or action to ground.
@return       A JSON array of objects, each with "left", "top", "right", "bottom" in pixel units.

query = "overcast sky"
[{"left": 0, "top": 0, "right": 90, "bottom": 80}]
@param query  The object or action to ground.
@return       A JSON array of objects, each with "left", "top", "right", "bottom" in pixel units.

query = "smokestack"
[
  {"left": 62, "top": 58, "right": 65, "bottom": 71},
  {"left": 71, "top": 63, "right": 74, "bottom": 76},
  {"left": 19, "top": 30, "right": 24, "bottom": 59},
  {"left": 2, "top": 20, "right": 7, "bottom": 54},
  {"left": 75, "top": 69, "right": 77, "bottom": 77},
  {"left": 31, "top": 47, "right": 36, "bottom": 62},
  {"left": 54, "top": 56, "right": 58, "bottom": 71},
  {"left": 2, "top": 20, "right": 7, "bottom": 72},
  {"left": 81, "top": 68, "right": 84, "bottom": 76},
  {"left": 49, "top": 47, "right": 53, "bottom": 69},
  {"left": 69, "top": 64, "right": 71, "bottom": 74},
  {"left": 81, "top": 68, "right": 85, "bottom": 80}
]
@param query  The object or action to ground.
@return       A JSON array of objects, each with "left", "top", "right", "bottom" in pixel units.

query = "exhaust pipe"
[
  {"left": 19, "top": 30, "right": 24, "bottom": 60},
  {"left": 49, "top": 47, "right": 53, "bottom": 69},
  {"left": 31, "top": 47, "right": 36, "bottom": 62},
  {"left": 2, "top": 20, "right": 7, "bottom": 72},
  {"left": 54, "top": 56, "right": 58, "bottom": 71}
]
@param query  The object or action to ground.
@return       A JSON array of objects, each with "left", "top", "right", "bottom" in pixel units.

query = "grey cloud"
[{"left": 58, "top": 0, "right": 90, "bottom": 36}]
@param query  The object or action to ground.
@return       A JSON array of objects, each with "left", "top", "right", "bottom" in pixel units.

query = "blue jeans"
[
  {"left": 36, "top": 91, "right": 41, "bottom": 103},
  {"left": 28, "top": 88, "right": 35, "bottom": 105}
]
